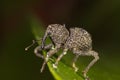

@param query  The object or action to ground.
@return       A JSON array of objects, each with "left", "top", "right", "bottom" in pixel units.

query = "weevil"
[{"left": 25, "top": 24, "right": 99, "bottom": 80}]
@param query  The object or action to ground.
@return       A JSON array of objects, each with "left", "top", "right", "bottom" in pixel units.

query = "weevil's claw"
[
  {"left": 82, "top": 71, "right": 90, "bottom": 80},
  {"left": 53, "top": 64, "right": 57, "bottom": 69},
  {"left": 72, "top": 63, "right": 79, "bottom": 72},
  {"left": 41, "top": 43, "right": 44, "bottom": 49},
  {"left": 74, "top": 67, "right": 79, "bottom": 72},
  {"left": 85, "top": 77, "right": 90, "bottom": 80},
  {"left": 40, "top": 69, "right": 43, "bottom": 73}
]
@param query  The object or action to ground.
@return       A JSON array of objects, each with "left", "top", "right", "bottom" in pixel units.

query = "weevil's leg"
[
  {"left": 34, "top": 46, "right": 44, "bottom": 59},
  {"left": 72, "top": 48, "right": 82, "bottom": 72},
  {"left": 82, "top": 50, "right": 99, "bottom": 79},
  {"left": 46, "top": 44, "right": 61, "bottom": 60},
  {"left": 53, "top": 48, "right": 68, "bottom": 68},
  {"left": 34, "top": 44, "right": 53, "bottom": 59},
  {"left": 44, "top": 44, "right": 54, "bottom": 51},
  {"left": 72, "top": 54, "right": 79, "bottom": 72},
  {"left": 40, "top": 44, "right": 61, "bottom": 72}
]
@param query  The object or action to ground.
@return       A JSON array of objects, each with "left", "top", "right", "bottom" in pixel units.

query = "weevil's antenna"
[
  {"left": 25, "top": 40, "right": 36, "bottom": 51},
  {"left": 25, "top": 39, "right": 42, "bottom": 51}
]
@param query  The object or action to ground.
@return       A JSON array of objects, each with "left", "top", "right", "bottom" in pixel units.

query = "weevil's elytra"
[
  {"left": 26, "top": 24, "right": 99, "bottom": 80},
  {"left": 65, "top": 27, "right": 92, "bottom": 51}
]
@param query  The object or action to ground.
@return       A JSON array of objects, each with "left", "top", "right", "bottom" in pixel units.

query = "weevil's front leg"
[
  {"left": 53, "top": 48, "right": 68, "bottom": 68},
  {"left": 34, "top": 44, "right": 53, "bottom": 59},
  {"left": 46, "top": 44, "right": 61, "bottom": 60},
  {"left": 82, "top": 50, "right": 99, "bottom": 79},
  {"left": 40, "top": 44, "right": 61, "bottom": 72}
]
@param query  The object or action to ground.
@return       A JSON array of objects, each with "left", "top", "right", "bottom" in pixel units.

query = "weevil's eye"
[
  {"left": 48, "top": 32, "right": 51, "bottom": 35},
  {"left": 47, "top": 25, "right": 52, "bottom": 31}
]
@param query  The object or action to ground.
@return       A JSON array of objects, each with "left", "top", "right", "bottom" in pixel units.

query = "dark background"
[{"left": 1, "top": 0, "right": 120, "bottom": 80}]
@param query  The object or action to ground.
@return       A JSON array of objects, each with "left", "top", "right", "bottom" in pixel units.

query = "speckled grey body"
[
  {"left": 47, "top": 24, "right": 69, "bottom": 45},
  {"left": 33, "top": 24, "right": 99, "bottom": 80}
]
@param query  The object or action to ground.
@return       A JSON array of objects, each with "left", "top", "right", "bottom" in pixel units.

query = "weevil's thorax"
[
  {"left": 65, "top": 27, "right": 92, "bottom": 51},
  {"left": 47, "top": 24, "right": 69, "bottom": 45}
]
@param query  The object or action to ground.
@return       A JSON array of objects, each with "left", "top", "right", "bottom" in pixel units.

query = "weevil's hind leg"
[
  {"left": 82, "top": 50, "right": 99, "bottom": 79},
  {"left": 72, "top": 54, "right": 79, "bottom": 72},
  {"left": 40, "top": 44, "right": 61, "bottom": 72},
  {"left": 34, "top": 44, "right": 53, "bottom": 59},
  {"left": 53, "top": 48, "right": 68, "bottom": 68}
]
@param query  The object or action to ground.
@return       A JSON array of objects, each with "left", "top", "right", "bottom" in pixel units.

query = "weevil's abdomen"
[{"left": 65, "top": 27, "right": 92, "bottom": 51}]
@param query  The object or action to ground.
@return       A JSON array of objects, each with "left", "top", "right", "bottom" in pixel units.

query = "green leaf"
[{"left": 30, "top": 17, "right": 84, "bottom": 80}]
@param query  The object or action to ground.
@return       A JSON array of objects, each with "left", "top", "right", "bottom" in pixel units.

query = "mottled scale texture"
[
  {"left": 47, "top": 24, "right": 69, "bottom": 45},
  {"left": 65, "top": 27, "right": 92, "bottom": 51},
  {"left": 32, "top": 24, "right": 99, "bottom": 80}
]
